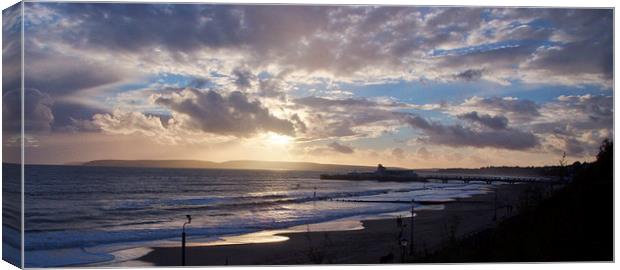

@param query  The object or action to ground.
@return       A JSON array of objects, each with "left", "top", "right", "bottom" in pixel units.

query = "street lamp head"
[
  {"left": 400, "top": 238, "right": 409, "bottom": 247},
  {"left": 186, "top": 215, "right": 192, "bottom": 224}
]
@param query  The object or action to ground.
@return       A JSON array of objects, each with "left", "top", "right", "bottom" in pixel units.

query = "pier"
[
  {"left": 321, "top": 172, "right": 564, "bottom": 185},
  {"left": 416, "top": 173, "right": 563, "bottom": 185},
  {"left": 320, "top": 164, "right": 566, "bottom": 185}
]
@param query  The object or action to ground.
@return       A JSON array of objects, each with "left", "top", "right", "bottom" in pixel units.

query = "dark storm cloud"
[
  {"left": 18, "top": 47, "right": 124, "bottom": 134},
  {"left": 505, "top": 9, "right": 613, "bottom": 82},
  {"left": 2, "top": 90, "right": 21, "bottom": 134},
  {"left": 457, "top": 111, "right": 508, "bottom": 130},
  {"left": 542, "top": 8, "right": 612, "bottom": 44},
  {"left": 154, "top": 89, "right": 295, "bottom": 136},
  {"left": 453, "top": 69, "right": 484, "bottom": 82},
  {"left": 32, "top": 3, "right": 330, "bottom": 54},
  {"left": 232, "top": 67, "right": 255, "bottom": 89},
  {"left": 50, "top": 101, "right": 109, "bottom": 132},
  {"left": 24, "top": 89, "right": 55, "bottom": 133},
  {"left": 187, "top": 77, "right": 212, "bottom": 89},
  {"left": 526, "top": 39, "right": 613, "bottom": 80},
  {"left": 24, "top": 49, "right": 127, "bottom": 97},
  {"left": 328, "top": 141, "right": 355, "bottom": 154},
  {"left": 53, "top": 4, "right": 246, "bottom": 52},
  {"left": 2, "top": 89, "right": 55, "bottom": 133},
  {"left": 405, "top": 115, "right": 539, "bottom": 150},
  {"left": 465, "top": 96, "right": 541, "bottom": 120}
]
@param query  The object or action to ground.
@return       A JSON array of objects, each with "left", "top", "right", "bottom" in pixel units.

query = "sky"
[{"left": 1, "top": 3, "right": 614, "bottom": 168}]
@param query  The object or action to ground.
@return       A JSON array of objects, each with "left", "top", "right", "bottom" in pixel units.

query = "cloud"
[
  {"left": 392, "top": 147, "right": 405, "bottom": 159},
  {"left": 257, "top": 76, "right": 287, "bottom": 99},
  {"left": 18, "top": 41, "right": 138, "bottom": 134},
  {"left": 526, "top": 41, "right": 611, "bottom": 78},
  {"left": 533, "top": 95, "right": 612, "bottom": 134},
  {"left": 87, "top": 88, "right": 299, "bottom": 143},
  {"left": 290, "top": 95, "right": 543, "bottom": 151},
  {"left": 187, "top": 77, "right": 212, "bottom": 89},
  {"left": 302, "top": 141, "right": 356, "bottom": 156},
  {"left": 453, "top": 69, "right": 484, "bottom": 81},
  {"left": 521, "top": 42, "right": 612, "bottom": 87},
  {"left": 24, "top": 4, "right": 613, "bottom": 87},
  {"left": 562, "top": 137, "right": 585, "bottom": 156},
  {"left": 51, "top": 101, "right": 109, "bottom": 132},
  {"left": 23, "top": 48, "right": 131, "bottom": 98},
  {"left": 93, "top": 110, "right": 169, "bottom": 138},
  {"left": 328, "top": 141, "right": 355, "bottom": 154},
  {"left": 28, "top": 3, "right": 331, "bottom": 60},
  {"left": 293, "top": 96, "right": 380, "bottom": 109},
  {"left": 530, "top": 94, "right": 613, "bottom": 157},
  {"left": 417, "top": 147, "right": 432, "bottom": 159},
  {"left": 13, "top": 4, "right": 614, "bottom": 165},
  {"left": 290, "top": 114, "right": 307, "bottom": 133},
  {"left": 154, "top": 88, "right": 295, "bottom": 137},
  {"left": 3, "top": 89, "right": 55, "bottom": 133},
  {"left": 292, "top": 96, "right": 406, "bottom": 140},
  {"left": 405, "top": 115, "right": 539, "bottom": 150},
  {"left": 24, "top": 89, "right": 55, "bottom": 132},
  {"left": 556, "top": 95, "right": 613, "bottom": 126},
  {"left": 456, "top": 96, "right": 541, "bottom": 123},
  {"left": 232, "top": 67, "right": 255, "bottom": 89},
  {"left": 457, "top": 111, "right": 508, "bottom": 130},
  {"left": 2, "top": 90, "right": 21, "bottom": 135},
  {"left": 2, "top": 3, "right": 22, "bottom": 94}
]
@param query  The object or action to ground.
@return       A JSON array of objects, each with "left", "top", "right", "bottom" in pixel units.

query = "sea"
[{"left": 5, "top": 164, "right": 495, "bottom": 267}]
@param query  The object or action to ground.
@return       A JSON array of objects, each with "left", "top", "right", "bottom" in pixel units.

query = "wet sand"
[{"left": 137, "top": 183, "right": 538, "bottom": 265}]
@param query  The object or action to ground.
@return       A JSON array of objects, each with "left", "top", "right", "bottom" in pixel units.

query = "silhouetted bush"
[{"left": 415, "top": 139, "right": 613, "bottom": 262}]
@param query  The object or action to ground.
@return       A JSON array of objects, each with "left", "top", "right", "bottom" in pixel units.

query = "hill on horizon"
[
  {"left": 80, "top": 159, "right": 389, "bottom": 172},
  {"left": 77, "top": 159, "right": 566, "bottom": 176}
]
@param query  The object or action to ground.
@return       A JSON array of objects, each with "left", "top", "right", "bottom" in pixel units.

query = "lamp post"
[
  {"left": 409, "top": 199, "right": 415, "bottom": 256},
  {"left": 399, "top": 237, "right": 408, "bottom": 263},
  {"left": 182, "top": 215, "right": 191, "bottom": 266},
  {"left": 493, "top": 187, "right": 498, "bottom": 221},
  {"left": 313, "top": 186, "right": 317, "bottom": 200}
]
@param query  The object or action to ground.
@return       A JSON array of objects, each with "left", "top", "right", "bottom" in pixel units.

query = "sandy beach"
[{"left": 136, "top": 182, "right": 542, "bottom": 266}]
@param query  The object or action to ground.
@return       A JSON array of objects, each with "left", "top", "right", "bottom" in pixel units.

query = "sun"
[{"left": 265, "top": 133, "right": 293, "bottom": 146}]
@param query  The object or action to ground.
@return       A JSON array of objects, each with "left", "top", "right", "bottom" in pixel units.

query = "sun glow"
[{"left": 265, "top": 133, "right": 293, "bottom": 146}]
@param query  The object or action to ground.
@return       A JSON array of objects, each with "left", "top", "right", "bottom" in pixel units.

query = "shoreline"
[{"left": 132, "top": 182, "right": 540, "bottom": 266}]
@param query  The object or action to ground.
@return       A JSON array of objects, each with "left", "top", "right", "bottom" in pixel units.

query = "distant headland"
[
  {"left": 76, "top": 159, "right": 573, "bottom": 177},
  {"left": 79, "top": 159, "right": 384, "bottom": 172}
]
